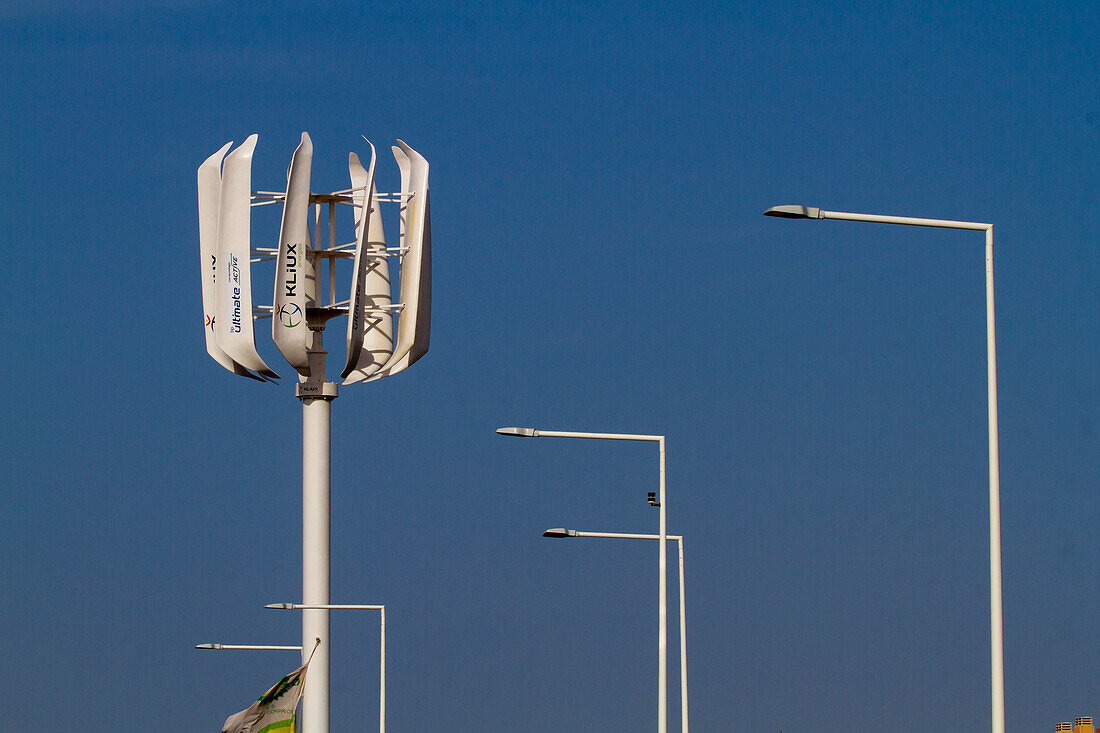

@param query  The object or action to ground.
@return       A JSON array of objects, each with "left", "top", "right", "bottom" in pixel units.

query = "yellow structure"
[{"left": 1055, "top": 716, "right": 1095, "bottom": 733}]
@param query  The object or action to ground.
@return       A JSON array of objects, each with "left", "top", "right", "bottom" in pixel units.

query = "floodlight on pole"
[
  {"left": 197, "top": 133, "right": 431, "bottom": 733},
  {"left": 542, "top": 528, "right": 690, "bottom": 733},
  {"left": 498, "top": 426, "right": 669, "bottom": 733},
  {"left": 762, "top": 204, "right": 823, "bottom": 220},
  {"left": 541, "top": 527, "right": 578, "bottom": 538},
  {"left": 496, "top": 427, "right": 539, "bottom": 437},
  {"left": 764, "top": 204, "right": 1004, "bottom": 733}
]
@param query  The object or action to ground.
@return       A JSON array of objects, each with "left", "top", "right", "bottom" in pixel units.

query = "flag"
[{"left": 221, "top": 661, "right": 309, "bottom": 733}]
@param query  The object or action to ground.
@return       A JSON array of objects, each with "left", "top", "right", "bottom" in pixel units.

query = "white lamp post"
[
  {"left": 267, "top": 603, "right": 387, "bottom": 733},
  {"left": 543, "top": 528, "right": 689, "bottom": 733},
  {"left": 497, "top": 427, "right": 669, "bottom": 733},
  {"left": 763, "top": 204, "right": 1004, "bottom": 733},
  {"left": 195, "top": 643, "right": 303, "bottom": 651}
]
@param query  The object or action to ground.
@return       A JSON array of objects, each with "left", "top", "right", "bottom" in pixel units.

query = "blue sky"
[{"left": 1, "top": 2, "right": 1097, "bottom": 731}]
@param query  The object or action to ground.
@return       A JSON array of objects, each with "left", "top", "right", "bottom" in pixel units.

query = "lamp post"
[
  {"left": 497, "top": 427, "right": 669, "bottom": 733},
  {"left": 763, "top": 204, "right": 1004, "bottom": 733},
  {"left": 267, "top": 603, "right": 387, "bottom": 733},
  {"left": 195, "top": 643, "right": 303, "bottom": 651},
  {"left": 543, "top": 528, "right": 689, "bottom": 733}
]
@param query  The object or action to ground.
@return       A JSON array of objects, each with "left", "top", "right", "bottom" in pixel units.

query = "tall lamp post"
[
  {"left": 763, "top": 205, "right": 1004, "bottom": 733},
  {"left": 497, "top": 427, "right": 669, "bottom": 733},
  {"left": 267, "top": 603, "right": 387, "bottom": 733},
  {"left": 543, "top": 528, "right": 689, "bottom": 733}
]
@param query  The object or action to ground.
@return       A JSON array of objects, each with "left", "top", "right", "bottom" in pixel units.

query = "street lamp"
[
  {"left": 764, "top": 204, "right": 1004, "bottom": 733},
  {"left": 543, "top": 528, "right": 689, "bottom": 733},
  {"left": 497, "top": 426, "right": 670, "bottom": 733},
  {"left": 195, "top": 643, "right": 303, "bottom": 651},
  {"left": 267, "top": 603, "right": 387, "bottom": 733}
]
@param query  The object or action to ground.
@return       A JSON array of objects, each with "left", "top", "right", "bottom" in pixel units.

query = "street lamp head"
[
  {"left": 763, "top": 204, "right": 822, "bottom": 220},
  {"left": 195, "top": 643, "right": 220, "bottom": 649},
  {"left": 265, "top": 602, "right": 295, "bottom": 609},
  {"left": 496, "top": 427, "right": 539, "bottom": 437},
  {"left": 542, "top": 527, "right": 578, "bottom": 538}
]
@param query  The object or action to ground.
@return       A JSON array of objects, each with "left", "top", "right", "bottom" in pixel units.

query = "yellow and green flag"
[{"left": 221, "top": 661, "right": 308, "bottom": 733}]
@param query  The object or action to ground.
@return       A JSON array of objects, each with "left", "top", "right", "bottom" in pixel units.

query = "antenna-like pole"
[
  {"left": 299, "top": 363, "right": 333, "bottom": 733},
  {"left": 295, "top": 202, "right": 340, "bottom": 733}
]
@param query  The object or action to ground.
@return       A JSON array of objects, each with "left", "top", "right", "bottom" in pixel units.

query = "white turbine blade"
[
  {"left": 272, "top": 132, "right": 313, "bottom": 377},
  {"left": 395, "top": 143, "right": 411, "bottom": 247},
  {"left": 350, "top": 148, "right": 372, "bottom": 243},
  {"left": 367, "top": 140, "right": 430, "bottom": 382},
  {"left": 198, "top": 141, "right": 237, "bottom": 371},
  {"left": 198, "top": 141, "right": 265, "bottom": 380},
  {"left": 214, "top": 134, "right": 279, "bottom": 379},
  {"left": 342, "top": 144, "right": 394, "bottom": 384}
]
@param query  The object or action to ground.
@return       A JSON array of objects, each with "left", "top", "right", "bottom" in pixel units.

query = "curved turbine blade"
[
  {"left": 214, "top": 134, "right": 279, "bottom": 379},
  {"left": 272, "top": 132, "right": 314, "bottom": 377},
  {"left": 342, "top": 143, "right": 395, "bottom": 383},
  {"left": 198, "top": 141, "right": 266, "bottom": 381},
  {"left": 366, "top": 140, "right": 430, "bottom": 382}
]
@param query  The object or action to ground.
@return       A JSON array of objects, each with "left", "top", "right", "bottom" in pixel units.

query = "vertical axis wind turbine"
[{"left": 197, "top": 132, "right": 431, "bottom": 733}]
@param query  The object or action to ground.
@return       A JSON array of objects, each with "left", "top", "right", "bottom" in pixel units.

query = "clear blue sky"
[{"left": 1, "top": 2, "right": 1097, "bottom": 731}]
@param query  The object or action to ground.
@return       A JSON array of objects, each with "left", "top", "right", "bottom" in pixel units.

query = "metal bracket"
[{"left": 295, "top": 381, "right": 338, "bottom": 400}]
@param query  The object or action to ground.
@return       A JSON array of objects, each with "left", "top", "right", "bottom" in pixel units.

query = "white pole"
[
  {"left": 828, "top": 210, "right": 1005, "bottom": 733},
  {"left": 677, "top": 536, "right": 688, "bottom": 733},
  {"left": 500, "top": 428, "right": 668, "bottom": 730},
  {"left": 819, "top": 210, "right": 990, "bottom": 231},
  {"left": 301, "top": 390, "right": 331, "bottom": 733},
  {"left": 264, "top": 603, "right": 385, "bottom": 732},
  {"left": 379, "top": 605, "right": 386, "bottom": 733},
  {"left": 568, "top": 531, "right": 687, "bottom": 732},
  {"left": 657, "top": 436, "right": 667, "bottom": 733},
  {"left": 767, "top": 208, "right": 1004, "bottom": 733},
  {"left": 298, "top": 315, "right": 338, "bottom": 733},
  {"left": 985, "top": 226, "right": 1005, "bottom": 733}
]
